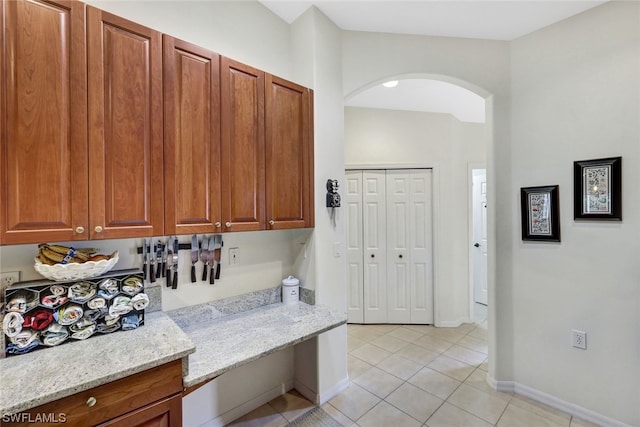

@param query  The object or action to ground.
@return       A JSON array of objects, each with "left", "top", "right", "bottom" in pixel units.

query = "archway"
[{"left": 343, "top": 73, "right": 496, "bottom": 372}]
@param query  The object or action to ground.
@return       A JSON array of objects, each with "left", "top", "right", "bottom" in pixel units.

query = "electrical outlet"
[
  {"left": 1, "top": 271, "right": 21, "bottom": 289},
  {"left": 571, "top": 330, "right": 587, "bottom": 349},
  {"left": 229, "top": 248, "right": 239, "bottom": 265}
]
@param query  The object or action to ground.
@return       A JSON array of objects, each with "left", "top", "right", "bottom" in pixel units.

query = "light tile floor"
[{"left": 229, "top": 305, "right": 597, "bottom": 427}]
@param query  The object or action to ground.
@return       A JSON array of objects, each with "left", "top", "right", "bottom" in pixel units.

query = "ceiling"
[
  {"left": 259, "top": 0, "right": 607, "bottom": 122},
  {"left": 259, "top": 0, "right": 607, "bottom": 41}
]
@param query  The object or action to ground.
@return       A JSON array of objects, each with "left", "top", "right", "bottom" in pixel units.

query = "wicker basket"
[{"left": 34, "top": 251, "right": 119, "bottom": 282}]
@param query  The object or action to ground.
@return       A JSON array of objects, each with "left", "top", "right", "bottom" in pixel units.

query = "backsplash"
[{"left": 0, "top": 229, "right": 313, "bottom": 313}]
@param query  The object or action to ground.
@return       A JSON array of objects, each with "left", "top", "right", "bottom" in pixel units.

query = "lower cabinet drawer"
[
  {"left": 4, "top": 359, "right": 182, "bottom": 426},
  {"left": 97, "top": 393, "right": 182, "bottom": 427}
]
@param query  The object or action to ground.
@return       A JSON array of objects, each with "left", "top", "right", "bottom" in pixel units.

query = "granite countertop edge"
[
  {"left": 183, "top": 319, "right": 346, "bottom": 388},
  {"left": 179, "top": 302, "right": 348, "bottom": 389},
  {"left": 0, "top": 311, "right": 196, "bottom": 417}
]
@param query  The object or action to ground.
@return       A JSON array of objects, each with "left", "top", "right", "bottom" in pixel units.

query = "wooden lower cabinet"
[
  {"left": 4, "top": 360, "right": 183, "bottom": 427},
  {"left": 97, "top": 394, "right": 182, "bottom": 427}
]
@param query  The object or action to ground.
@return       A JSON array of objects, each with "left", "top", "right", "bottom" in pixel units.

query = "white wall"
[
  {"left": 344, "top": 107, "right": 487, "bottom": 325},
  {"left": 508, "top": 2, "right": 640, "bottom": 425},
  {"left": 291, "top": 6, "right": 349, "bottom": 403},
  {"left": 341, "top": 37, "right": 512, "bottom": 380},
  {"left": 0, "top": 1, "right": 341, "bottom": 425}
]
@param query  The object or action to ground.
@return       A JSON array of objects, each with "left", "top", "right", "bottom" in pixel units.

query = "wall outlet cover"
[{"left": 571, "top": 330, "right": 587, "bottom": 349}]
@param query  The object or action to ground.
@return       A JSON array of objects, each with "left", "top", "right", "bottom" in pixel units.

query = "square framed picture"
[
  {"left": 573, "top": 156, "right": 622, "bottom": 220},
  {"left": 520, "top": 185, "right": 561, "bottom": 242}
]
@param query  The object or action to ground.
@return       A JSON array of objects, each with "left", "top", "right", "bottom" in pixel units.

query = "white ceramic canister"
[{"left": 282, "top": 275, "right": 300, "bottom": 304}]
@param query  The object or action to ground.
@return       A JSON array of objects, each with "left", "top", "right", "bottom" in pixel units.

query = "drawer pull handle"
[
  {"left": 269, "top": 220, "right": 275, "bottom": 226},
  {"left": 225, "top": 222, "right": 231, "bottom": 228},
  {"left": 215, "top": 222, "right": 221, "bottom": 228},
  {"left": 75, "top": 226, "right": 85, "bottom": 234},
  {"left": 86, "top": 397, "right": 97, "bottom": 407},
  {"left": 94, "top": 226, "right": 103, "bottom": 233}
]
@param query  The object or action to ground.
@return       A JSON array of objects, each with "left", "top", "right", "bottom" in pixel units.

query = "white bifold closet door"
[{"left": 346, "top": 169, "right": 433, "bottom": 324}]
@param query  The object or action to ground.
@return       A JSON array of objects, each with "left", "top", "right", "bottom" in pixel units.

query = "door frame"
[
  {"left": 345, "top": 162, "right": 441, "bottom": 325},
  {"left": 468, "top": 163, "right": 487, "bottom": 321}
]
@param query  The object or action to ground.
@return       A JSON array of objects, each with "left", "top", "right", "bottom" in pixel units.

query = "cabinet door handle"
[
  {"left": 225, "top": 222, "right": 231, "bottom": 228},
  {"left": 75, "top": 226, "right": 85, "bottom": 234},
  {"left": 215, "top": 222, "right": 221, "bottom": 228},
  {"left": 94, "top": 226, "right": 103, "bottom": 233},
  {"left": 269, "top": 220, "right": 275, "bottom": 226},
  {"left": 86, "top": 397, "right": 97, "bottom": 407}
]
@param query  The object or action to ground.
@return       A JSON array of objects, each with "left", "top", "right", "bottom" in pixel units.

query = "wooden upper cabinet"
[
  {"left": 0, "top": 0, "right": 89, "bottom": 244},
  {"left": 265, "top": 75, "right": 314, "bottom": 229},
  {"left": 163, "top": 35, "right": 221, "bottom": 235},
  {"left": 220, "top": 57, "right": 265, "bottom": 232},
  {"left": 87, "top": 6, "right": 164, "bottom": 239}
]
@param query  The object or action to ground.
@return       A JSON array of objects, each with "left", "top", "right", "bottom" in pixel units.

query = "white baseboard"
[
  {"left": 436, "top": 318, "right": 471, "bottom": 328},
  {"left": 294, "top": 376, "right": 350, "bottom": 406},
  {"left": 200, "top": 380, "right": 294, "bottom": 427},
  {"left": 318, "top": 377, "right": 350, "bottom": 405},
  {"left": 294, "top": 379, "right": 317, "bottom": 404},
  {"left": 489, "top": 377, "right": 632, "bottom": 427}
]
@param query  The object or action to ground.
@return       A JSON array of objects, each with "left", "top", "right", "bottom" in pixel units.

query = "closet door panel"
[
  {"left": 362, "top": 171, "right": 387, "bottom": 323},
  {"left": 386, "top": 170, "right": 411, "bottom": 324},
  {"left": 345, "top": 171, "right": 364, "bottom": 323},
  {"left": 410, "top": 170, "right": 433, "bottom": 323}
]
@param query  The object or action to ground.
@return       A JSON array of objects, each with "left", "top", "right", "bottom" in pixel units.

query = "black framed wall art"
[
  {"left": 520, "top": 185, "right": 561, "bottom": 242},
  {"left": 573, "top": 156, "right": 621, "bottom": 220}
]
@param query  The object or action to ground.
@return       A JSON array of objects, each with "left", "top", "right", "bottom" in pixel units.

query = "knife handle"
[
  {"left": 143, "top": 262, "right": 147, "bottom": 281},
  {"left": 190, "top": 264, "right": 196, "bottom": 283},
  {"left": 161, "top": 262, "right": 166, "bottom": 278},
  {"left": 215, "top": 263, "right": 221, "bottom": 280},
  {"left": 209, "top": 265, "right": 215, "bottom": 285},
  {"left": 150, "top": 263, "right": 156, "bottom": 283},
  {"left": 156, "top": 262, "right": 162, "bottom": 279},
  {"left": 202, "top": 264, "right": 208, "bottom": 282},
  {"left": 172, "top": 269, "right": 178, "bottom": 289},
  {"left": 166, "top": 269, "right": 172, "bottom": 287}
]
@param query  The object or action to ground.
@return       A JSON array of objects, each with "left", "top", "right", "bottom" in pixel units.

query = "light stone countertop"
[
  {"left": 0, "top": 311, "right": 196, "bottom": 416},
  {"left": 169, "top": 302, "right": 347, "bottom": 388}
]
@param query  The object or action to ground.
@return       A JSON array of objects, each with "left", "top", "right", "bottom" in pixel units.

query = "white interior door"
[
  {"left": 363, "top": 171, "right": 387, "bottom": 323},
  {"left": 386, "top": 171, "right": 411, "bottom": 323},
  {"left": 346, "top": 168, "right": 433, "bottom": 324},
  {"left": 409, "top": 170, "right": 433, "bottom": 323},
  {"left": 386, "top": 169, "right": 433, "bottom": 324},
  {"left": 345, "top": 171, "right": 364, "bottom": 323},
  {"left": 472, "top": 169, "right": 488, "bottom": 305}
]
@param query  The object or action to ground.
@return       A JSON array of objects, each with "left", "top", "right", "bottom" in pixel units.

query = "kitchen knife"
[
  {"left": 149, "top": 239, "right": 156, "bottom": 283},
  {"left": 200, "top": 236, "right": 209, "bottom": 282},
  {"left": 208, "top": 236, "right": 216, "bottom": 285},
  {"left": 155, "top": 242, "right": 163, "bottom": 279},
  {"left": 190, "top": 235, "right": 198, "bottom": 283},
  {"left": 172, "top": 236, "right": 179, "bottom": 289},
  {"left": 142, "top": 239, "right": 148, "bottom": 282},
  {"left": 214, "top": 235, "right": 222, "bottom": 280},
  {"left": 161, "top": 239, "right": 167, "bottom": 278},
  {"left": 166, "top": 243, "right": 173, "bottom": 287}
]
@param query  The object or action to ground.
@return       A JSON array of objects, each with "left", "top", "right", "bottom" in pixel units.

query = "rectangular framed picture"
[
  {"left": 573, "top": 156, "right": 622, "bottom": 220},
  {"left": 520, "top": 185, "right": 561, "bottom": 242}
]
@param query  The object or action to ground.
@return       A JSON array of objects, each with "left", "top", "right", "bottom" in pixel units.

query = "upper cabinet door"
[
  {"left": 87, "top": 6, "right": 163, "bottom": 239},
  {"left": 265, "top": 75, "right": 314, "bottom": 229},
  {"left": 0, "top": 0, "right": 88, "bottom": 244},
  {"left": 220, "top": 57, "right": 265, "bottom": 232},
  {"left": 163, "top": 36, "right": 221, "bottom": 235}
]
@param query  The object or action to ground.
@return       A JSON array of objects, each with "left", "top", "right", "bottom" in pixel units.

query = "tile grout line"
[{"left": 342, "top": 322, "right": 492, "bottom": 426}]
